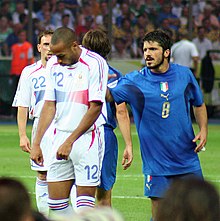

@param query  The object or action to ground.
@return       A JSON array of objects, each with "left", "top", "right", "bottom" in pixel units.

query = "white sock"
[
  {"left": 35, "top": 178, "right": 49, "bottom": 216},
  {"left": 76, "top": 195, "right": 95, "bottom": 213},
  {"left": 70, "top": 184, "right": 77, "bottom": 211},
  {"left": 48, "top": 198, "right": 75, "bottom": 219}
]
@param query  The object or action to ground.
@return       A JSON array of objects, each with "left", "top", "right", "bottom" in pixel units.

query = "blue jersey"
[
  {"left": 109, "top": 63, "right": 203, "bottom": 176},
  {"left": 105, "top": 65, "right": 123, "bottom": 129}
]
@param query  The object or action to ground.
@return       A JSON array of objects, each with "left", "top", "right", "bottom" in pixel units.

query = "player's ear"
[
  {"left": 37, "top": 44, "right": 41, "bottom": 53},
  {"left": 164, "top": 49, "right": 170, "bottom": 59},
  {"left": 71, "top": 41, "right": 78, "bottom": 51}
]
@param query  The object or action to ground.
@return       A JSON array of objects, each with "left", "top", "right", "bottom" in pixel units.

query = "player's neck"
[
  {"left": 151, "top": 62, "right": 169, "bottom": 74},
  {"left": 41, "top": 59, "right": 46, "bottom": 68}
]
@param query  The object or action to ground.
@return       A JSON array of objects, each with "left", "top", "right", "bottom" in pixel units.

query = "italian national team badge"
[{"left": 160, "top": 82, "right": 169, "bottom": 92}]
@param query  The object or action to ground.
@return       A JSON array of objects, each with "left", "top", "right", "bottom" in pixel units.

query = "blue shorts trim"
[
  {"left": 98, "top": 127, "right": 118, "bottom": 191},
  {"left": 144, "top": 169, "right": 203, "bottom": 198}
]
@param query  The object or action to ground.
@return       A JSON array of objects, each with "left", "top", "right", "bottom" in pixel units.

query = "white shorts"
[
  {"left": 47, "top": 126, "right": 105, "bottom": 187},
  {"left": 30, "top": 118, "right": 55, "bottom": 171}
]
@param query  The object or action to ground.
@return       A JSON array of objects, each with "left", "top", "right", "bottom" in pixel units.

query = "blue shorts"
[
  {"left": 98, "top": 127, "right": 118, "bottom": 191},
  {"left": 144, "top": 169, "right": 203, "bottom": 198}
]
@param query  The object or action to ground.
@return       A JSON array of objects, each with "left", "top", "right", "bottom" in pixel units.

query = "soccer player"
[
  {"left": 12, "top": 30, "right": 54, "bottom": 216},
  {"left": 30, "top": 27, "right": 108, "bottom": 218},
  {"left": 106, "top": 30, "right": 208, "bottom": 220},
  {"left": 82, "top": 29, "right": 133, "bottom": 206}
]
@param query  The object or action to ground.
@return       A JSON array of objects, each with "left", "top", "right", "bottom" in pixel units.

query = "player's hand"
[
  {"left": 192, "top": 130, "right": 207, "bottom": 153},
  {"left": 108, "top": 73, "right": 117, "bottom": 80},
  {"left": 122, "top": 145, "right": 133, "bottom": 170},
  {"left": 56, "top": 141, "right": 72, "bottom": 160},
  {"left": 30, "top": 144, "right": 44, "bottom": 166},
  {"left": 20, "top": 135, "right": 31, "bottom": 153}
]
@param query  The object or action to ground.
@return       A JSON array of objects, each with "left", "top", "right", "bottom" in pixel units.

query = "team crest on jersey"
[
  {"left": 78, "top": 73, "right": 82, "bottom": 79},
  {"left": 160, "top": 82, "right": 168, "bottom": 92}
]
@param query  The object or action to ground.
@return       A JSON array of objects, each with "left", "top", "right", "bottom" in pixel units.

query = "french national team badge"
[{"left": 160, "top": 82, "right": 169, "bottom": 92}]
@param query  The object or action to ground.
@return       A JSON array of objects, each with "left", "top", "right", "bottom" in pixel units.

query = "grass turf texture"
[{"left": 0, "top": 123, "right": 219, "bottom": 221}]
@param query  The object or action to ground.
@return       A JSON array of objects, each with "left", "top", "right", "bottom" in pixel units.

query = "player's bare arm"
[
  {"left": 56, "top": 101, "right": 103, "bottom": 160},
  {"left": 17, "top": 106, "right": 31, "bottom": 153},
  {"left": 106, "top": 88, "right": 114, "bottom": 103},
  {"left": 192, "top": 103, "right": 208, "bottom": 152},
  {"left": 116, "top": 102, "right": 133, "bottom": 170},
  {"left": 30, "top": 100, "right": 56, "bottom": 165}
]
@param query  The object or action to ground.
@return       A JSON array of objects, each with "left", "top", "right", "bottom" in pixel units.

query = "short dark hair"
[
  {"left": 143, "top": 30, "right": 172, "bottom": 51},
  {"left": 38, "top": 29, "right": 54, "bottom": 44},
  {"left": 51, "top": 27, "right": 77, "bottom": 47}
]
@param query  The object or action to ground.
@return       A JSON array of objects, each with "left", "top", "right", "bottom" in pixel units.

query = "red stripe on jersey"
[
  {"left": 27, "top": 64, "right": 44, "bottom": 78},
  {"left": 88, "top": 125, "right": 96, "bottom": 150},
  {"left": 68, "top": 89, "right": 89, "bottom": 105}
]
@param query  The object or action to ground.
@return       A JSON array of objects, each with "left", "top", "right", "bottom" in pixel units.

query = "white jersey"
[
  {"left": 45, "top": 48, "right": 108, "bottom": 132},
  {"left": 12, "top": 60, "right": 46, "bottom": 120},
  {"left": 12, "top": 60, "right": 55, "bottom": 171},
  {"left": 171, "top": 39, "right": 199, "bottom": 68}
]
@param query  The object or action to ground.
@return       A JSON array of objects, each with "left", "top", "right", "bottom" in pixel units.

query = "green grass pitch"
[{"left": 0, "top": 123, "right": 219, "bottom": 221}]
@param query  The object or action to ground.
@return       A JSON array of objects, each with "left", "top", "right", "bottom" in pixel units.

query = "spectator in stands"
[
  {"left": 89, "top": 0, "right": 100, "bottom": 17},
  {"left": 19, "top": 13, "right": 29, "bottom": 31},
  {"left": 196, "top": 4, "right": 219, "bottom": 29},
  {"left": 75, "top": 15, "right": 96, "bottom": 43},
  {"left": 133, "top": 13, "right": 155, "bottom": 39},
  {"left": 0, "top": 1, "right": 12, "bottom": 25},
  {"left": 156, "top": 3, "right": 178, "bottom": 28},
  {"left": 75, "top": 1, "right": 94, "bottom": 29},
  {"left": 55, "top": 13, "right": 74, "bottom": 30},
  {"left": 12, "top": 1, "right": 36, "bottom": 25},
  {"left": 202, "top": 17, "right": 219, "bottom": 42},
  {"left": 95, "top": 1, "right": 109, "bottom": 27},
  {"left": 114, "top": 17, "right": 133, "bottom": 40},
  {"left": 112, "top": 0, "right": 122, "bottom": 24},
  {"left": 111, "top": 37, "right": 132, "bottom": 59},
  {"left": 155, "top": 178, "right": 220, "bottom": 221},
  {"left": 0, "top": 177, "right": 34, "bottom": 221},
  {"left": 53, "top": 0, "right": 75, "bottom": 30},
  {"left": 179, "top": 6, "right": 189, "bottom": 29},
  {"left": 192, "top": 26, "right": 213, "bottom": 60},
  {"left": 62, "top": 0, "right": 79, "bottom": 17},
  {"left": 36, "top": 1, "right": 55, "bottom": 25},
  {"left": 0, "top": 16, "right": 12, "bottom": 56},
  {"left": 160, "top": 18, "right": 176, "bottom": 42},
  {"left": 192, "top": 0, "right": 206, "bottom": 18},
  {"left": 171, "top": 0, "right": 184, "bottom": 18},
  {"left": 135, "top": 27, "right": 145, "bottom": 59},
  {"left": 3, "top": 23, "right": 23, "bottom": 56},
  {"left": 115, "top": 3, "right": 130, "bottom": 28},
  {"left": 41, "top": 11, "right": 56, "bottom": 31}
]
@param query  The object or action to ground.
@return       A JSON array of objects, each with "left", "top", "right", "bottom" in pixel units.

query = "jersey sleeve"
[
  {"left": 108, "top": 77, "right": 130, "bottom": 105},
  {"left": 12, "top": 67, "right": 32, "bottom": 107},
  {"left": 88, "top": 57, "right": 108, "bottom": 103},
  {"left": 44, "top": 56, "right": 57, "bottom": 101},
  {"left": 188, "top": 70, "right": 204, "bottom": 106}
]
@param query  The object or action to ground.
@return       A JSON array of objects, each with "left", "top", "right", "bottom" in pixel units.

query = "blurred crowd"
[{"left": 0, "top": 0, "right": 220, "bottom": 60}]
